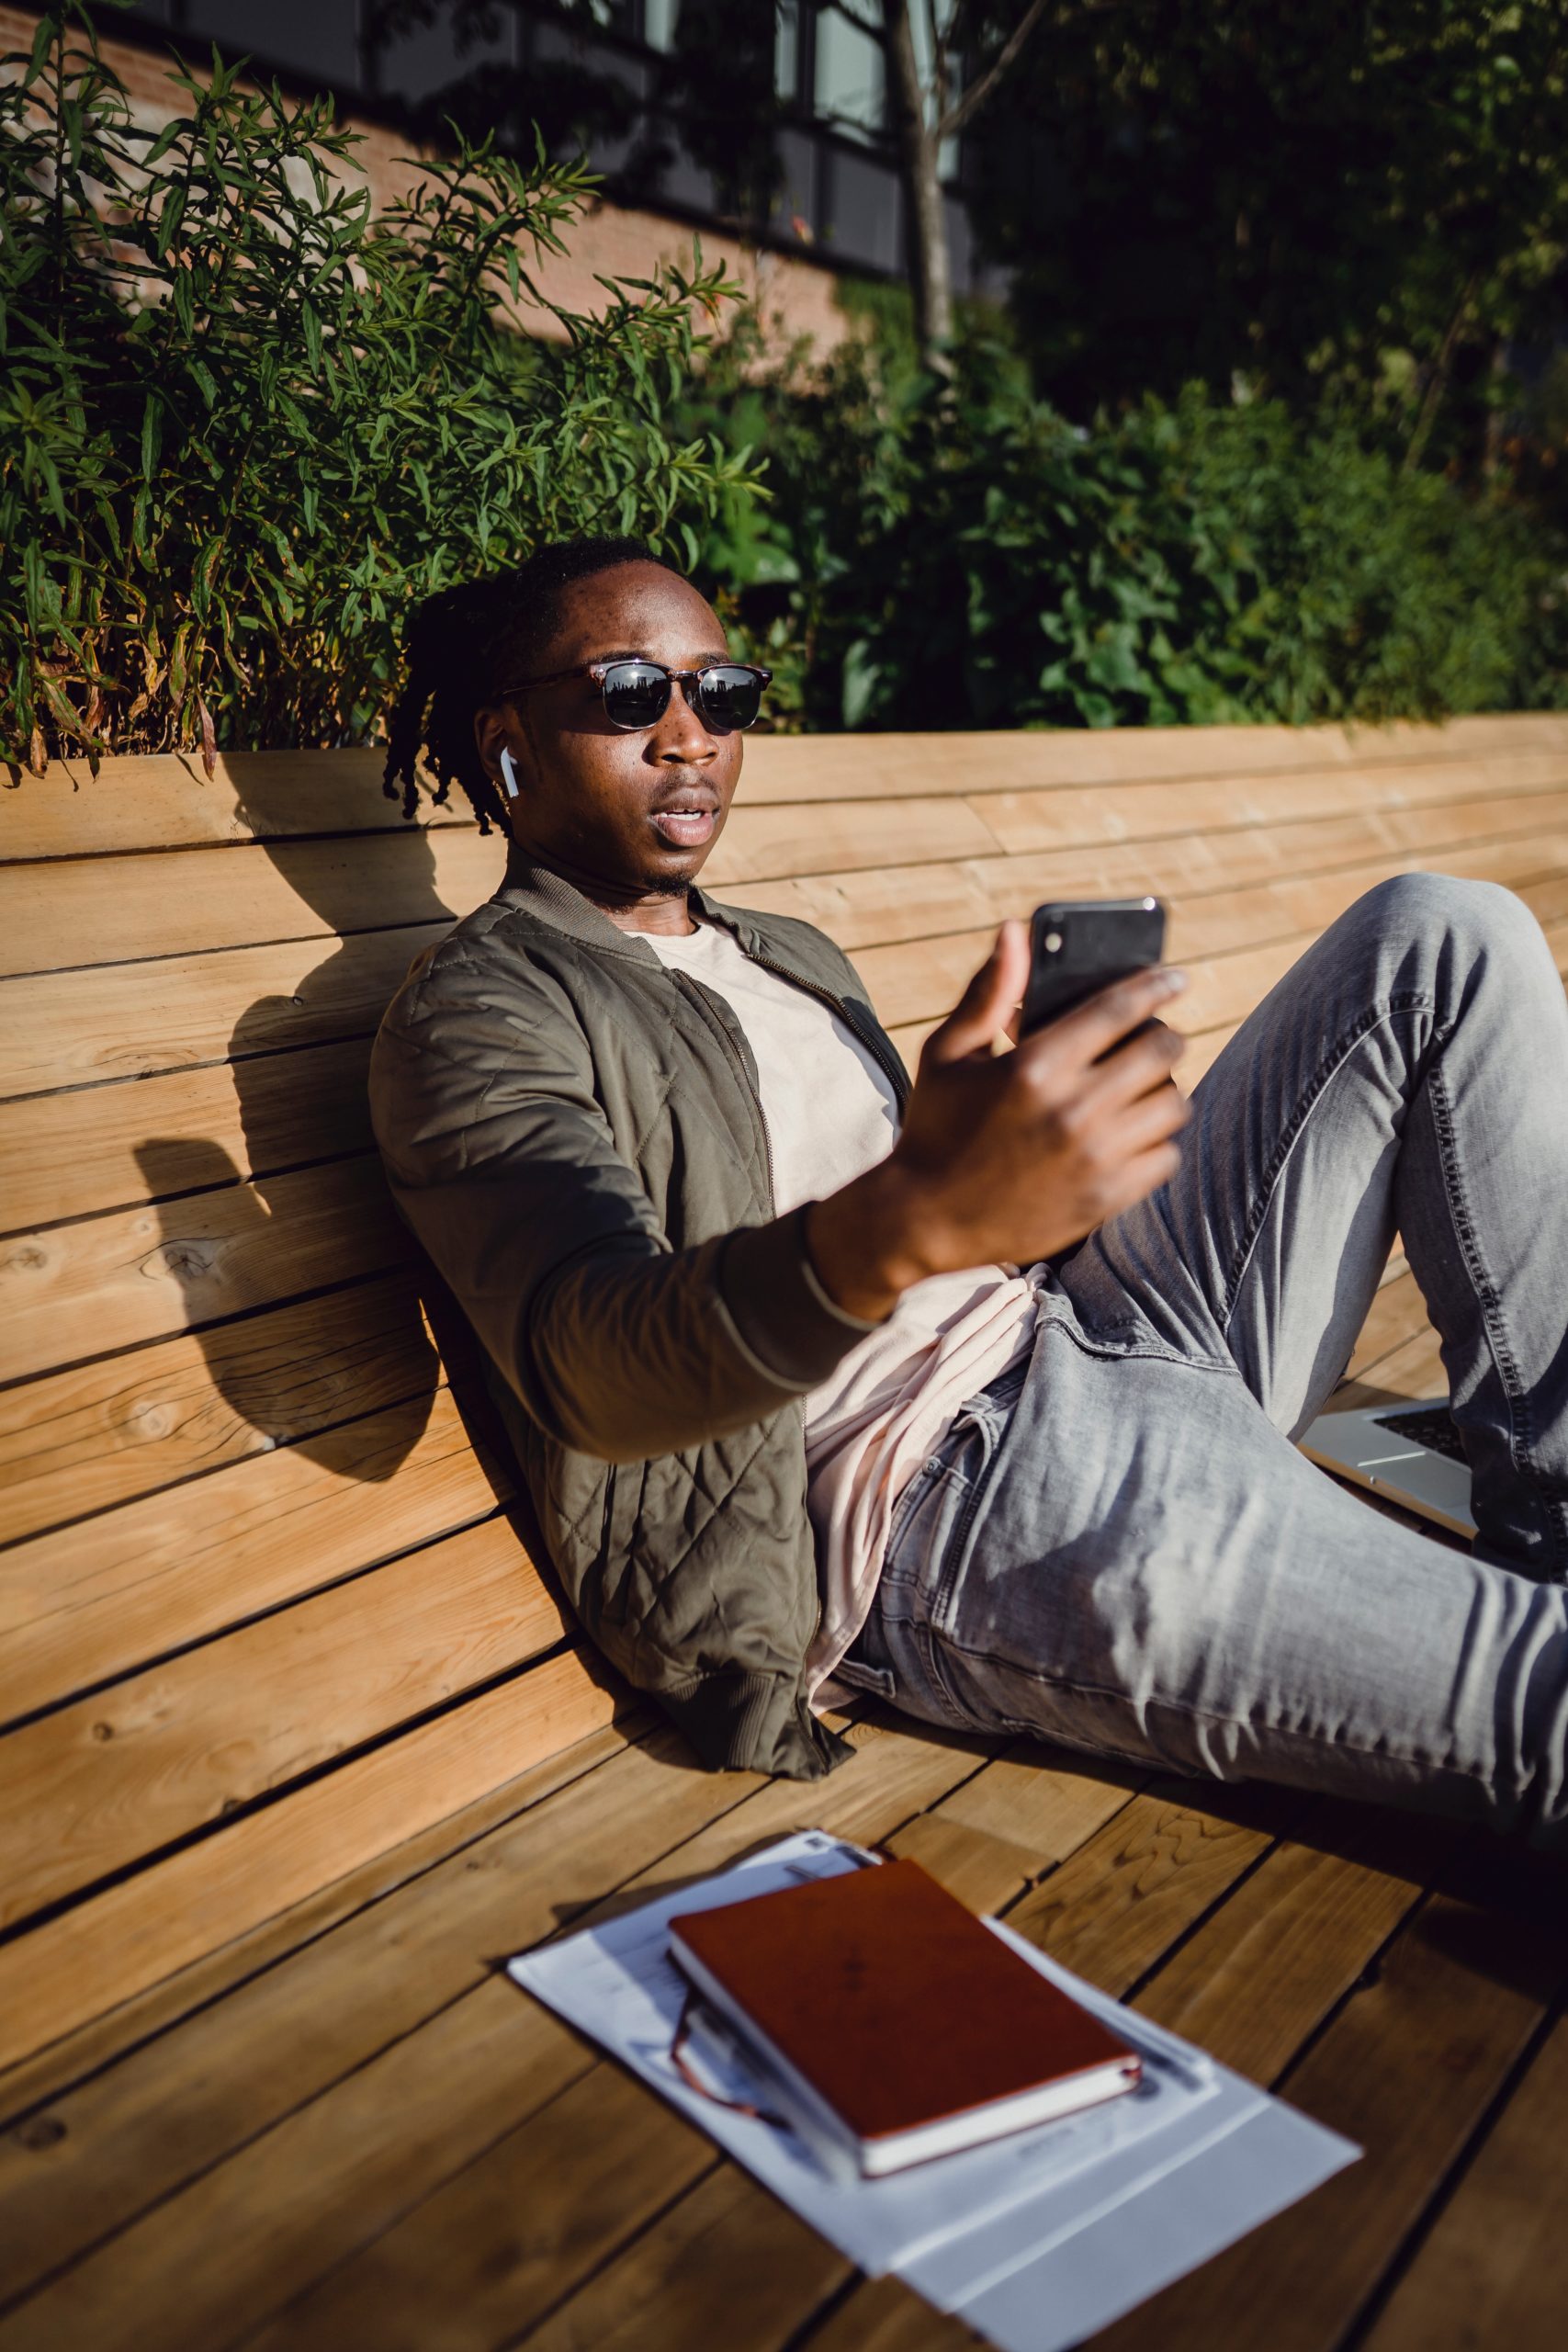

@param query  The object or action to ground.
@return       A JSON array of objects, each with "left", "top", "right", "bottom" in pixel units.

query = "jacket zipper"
[{"left": 671, "top": 971, "right": 779, "bottom": 1212}]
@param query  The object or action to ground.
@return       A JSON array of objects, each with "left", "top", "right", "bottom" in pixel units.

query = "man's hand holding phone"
[{"left": 807, "top": 917, "right": 1190, "bottom": 1324}]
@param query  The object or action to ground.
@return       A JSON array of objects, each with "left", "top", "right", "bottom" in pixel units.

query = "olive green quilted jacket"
[{"left": 369, "top": 854, "right": 911, "bottom": 1780}]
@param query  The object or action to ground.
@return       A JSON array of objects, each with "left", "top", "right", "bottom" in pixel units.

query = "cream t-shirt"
[{"left": 646, "top": 921, "right": 1039, "bottom": 1704}]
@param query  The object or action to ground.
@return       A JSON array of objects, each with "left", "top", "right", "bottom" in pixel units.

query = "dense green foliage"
[
  {"left": 687, "top": 322, "right": 1568, "bottom": 731},
  {"left": 968, "top": 0, "right": 1568, "bottom": 478},
  {"left": 4, "top": 1, "right": 1564, "bottom": 767},
  {"left": 0, "top": 4, "right": 755, "bottom": 773}
]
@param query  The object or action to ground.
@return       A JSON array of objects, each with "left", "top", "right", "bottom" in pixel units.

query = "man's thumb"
[{"left": 927, "top": 921, "right": 1030, "bottom": 1063}]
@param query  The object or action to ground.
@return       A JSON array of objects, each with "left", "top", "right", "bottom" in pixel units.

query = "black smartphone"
[{"left": 1019, "top": 897, "right": 1168, "bottom": 1038}]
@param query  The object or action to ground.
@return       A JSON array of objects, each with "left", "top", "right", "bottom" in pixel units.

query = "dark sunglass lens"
[
  {"left": 600, "top": 662, "right": 671, "bottom": 729},
  {"left": 695, "top": 667, "right": 763, "bottom": 729}
]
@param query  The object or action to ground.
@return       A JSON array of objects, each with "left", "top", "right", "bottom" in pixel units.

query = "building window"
[{"left": 812, "top": 5, "right": 885, "bottom": 146}]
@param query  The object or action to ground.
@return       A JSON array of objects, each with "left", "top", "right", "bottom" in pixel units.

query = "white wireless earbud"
[{"left": 499, "top": 746, "right": 520, "bottom": 799}]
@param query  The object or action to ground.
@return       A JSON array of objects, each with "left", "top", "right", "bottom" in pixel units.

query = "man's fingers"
[
  {"left": 1078, "top": 1019, "right": 1187, "bottom": 1112},
  {"left": 1039, "top": 965, "right": 1189, "bottom": 1064},
  {"left": 1114, "top": 1079, "right": 1191, "bottom": 1155},
  {"left": 925, "top": 921, "right": 1032, "bottom": 1066},
  {"left": 1097, "top": 1137, "right": 1185, "bottom": 1222}
]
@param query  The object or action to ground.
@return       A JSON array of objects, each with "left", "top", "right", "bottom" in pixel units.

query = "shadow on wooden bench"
[{"left": 6, "top": 715, "right": 1568, "bottom": 2351}]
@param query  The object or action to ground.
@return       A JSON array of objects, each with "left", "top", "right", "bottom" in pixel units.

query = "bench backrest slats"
[{"left": 5, "top": 710, "right": 1568, "bottom": 2079}]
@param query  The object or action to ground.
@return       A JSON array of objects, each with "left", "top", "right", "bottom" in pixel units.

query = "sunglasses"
[{"left": 504, "top": 658, "right": 773, "bottom": 733}]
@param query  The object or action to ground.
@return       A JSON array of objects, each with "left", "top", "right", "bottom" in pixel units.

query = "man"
[{"left": 372, "top": 536, "right": 1568, "bottom": 1843}]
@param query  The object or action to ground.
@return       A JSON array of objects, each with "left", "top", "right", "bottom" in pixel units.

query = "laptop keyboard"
[{"left": 1371, "top": 1405, "right": 1466, "bottom": 1463}]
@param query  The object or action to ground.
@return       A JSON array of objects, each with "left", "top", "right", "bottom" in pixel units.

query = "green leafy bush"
[
  {"left": 0, "top": 2, "right": 757, "bottom": 774},
  {"left": 690, "top": 328, "right": 1568, "bottom": 732}
]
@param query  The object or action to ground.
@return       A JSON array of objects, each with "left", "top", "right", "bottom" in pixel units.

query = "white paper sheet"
[{"left": 507, "top": 1829, "right": 1358, "bottom": 2347}]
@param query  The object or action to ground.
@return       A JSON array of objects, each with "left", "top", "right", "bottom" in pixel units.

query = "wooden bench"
[{"left": 6, "top": 714, "right": 1568, "bottom": 2351}]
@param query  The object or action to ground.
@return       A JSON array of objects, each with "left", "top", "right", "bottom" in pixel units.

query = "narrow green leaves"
[{"left": 0, "top": 0, "right": 757, "bottom": 774}]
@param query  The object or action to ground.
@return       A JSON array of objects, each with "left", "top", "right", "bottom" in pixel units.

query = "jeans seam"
[
  {"left": 913, "top": 1623, "right": 977, "bottom": 1726},
  {"left": 1220, "top": 991, "right": 1435, "bottom": 1327},
  {"left": 930, "top": 1427, "right": 1007, "bottom": 1630},
  {"left": 931, "top": 1639, "right": 1498, "bottom": 1785},
  {"left": 1424, "top": 1060, "right": 1568, "bottom": 1573}
]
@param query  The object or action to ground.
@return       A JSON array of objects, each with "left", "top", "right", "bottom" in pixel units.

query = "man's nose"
[{"left": 653, "top": 678, "right": 716, "bottom": 760}]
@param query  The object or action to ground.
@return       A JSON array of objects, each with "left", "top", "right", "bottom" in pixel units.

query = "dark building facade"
[{"left": 106, "top": 1, "right": 989, "bottom": 296}]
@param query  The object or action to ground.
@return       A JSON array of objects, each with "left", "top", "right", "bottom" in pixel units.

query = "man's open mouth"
[{"left": 650, "top": 799, "right": 718, "bottom": 848}]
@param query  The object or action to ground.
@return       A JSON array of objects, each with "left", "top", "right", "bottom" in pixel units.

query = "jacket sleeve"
[{"left": 368, "top": 950, "right": 879, "bottom": 1464}]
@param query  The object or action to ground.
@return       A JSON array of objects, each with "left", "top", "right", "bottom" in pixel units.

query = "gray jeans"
[{"left": 845, "top": 875, "right": 1568, "bottom": 1848}]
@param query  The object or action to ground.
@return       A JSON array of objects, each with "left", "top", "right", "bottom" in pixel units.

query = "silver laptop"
[{"left": 1301, "top": 1399, "right": 1476, "bottom": 1538}]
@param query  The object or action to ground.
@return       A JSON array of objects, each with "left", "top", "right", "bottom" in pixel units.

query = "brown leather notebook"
[{"left": 670, "top": 1858, "right": 1142, "bottom": 2176}]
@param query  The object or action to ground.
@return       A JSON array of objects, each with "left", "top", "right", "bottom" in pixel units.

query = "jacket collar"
[
  {"left": 497, "top": 852, "right": 773, "bottom": 967},
  {"left": 495, "top": 851, "right": 911, "bottom": 1109}
]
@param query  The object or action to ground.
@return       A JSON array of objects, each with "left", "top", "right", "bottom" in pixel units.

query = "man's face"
[{"left": 475, "top": 562, "right": 745, "bottom": 920}]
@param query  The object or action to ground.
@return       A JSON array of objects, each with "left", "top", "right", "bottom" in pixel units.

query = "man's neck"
[
  {"left": 599, "top": 890, "right": 699, "bottom": 938},
  {"left": 509, "top": 843, "right": 700, "bottom": 937}
]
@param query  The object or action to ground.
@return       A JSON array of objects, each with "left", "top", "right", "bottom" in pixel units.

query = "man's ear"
[{"left": 474, "top": 704, "right": 527, "bottom": 798}]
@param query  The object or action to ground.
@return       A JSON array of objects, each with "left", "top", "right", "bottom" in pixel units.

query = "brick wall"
[{"left": 0, "top": 5, "right": 852, "bottom": 352}]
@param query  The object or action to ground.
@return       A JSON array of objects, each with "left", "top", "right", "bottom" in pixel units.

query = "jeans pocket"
[{"left": 881, "top": 1453, "right": 968, "bottom": 1592}]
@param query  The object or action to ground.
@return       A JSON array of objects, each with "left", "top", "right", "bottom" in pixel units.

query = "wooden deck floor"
[{"left": 3, "top": 1263, "right": 1565, "bottom": 2352}]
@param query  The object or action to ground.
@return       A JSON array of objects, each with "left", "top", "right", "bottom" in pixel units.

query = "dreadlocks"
[{"left": 382, "top": 535, "right": 689, "bottom": 836}]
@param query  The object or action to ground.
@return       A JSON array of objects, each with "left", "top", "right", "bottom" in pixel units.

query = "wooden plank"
[
  {"left": 856, "top": 839, "right": 1568, "bottom": 1034},
  {"left": 525, "top": 2160, "right": 840, "bottom": 2352},
  {"left": 229, "top": 1758, "right": 1133, "bottom": 2352},
  {"left": 0, "top": 1517, "right": 570, "bottom": 1932},
  {"left": 0, "top": 1644, "right": 625, "bottom": 2083},
  {"left": 792, "top": 2275, "right": 975, "bottom": 2352},
  {"left": 729, "top": 717, "right": 1568, "bottom": 807},
  {"left": 856, "top": 927, "right": 997, "bottom": 1030},
  {"left": 0, "top": 1154, "right": 405, "bottom": 1385},
  {"left": 0, "top": 1724, "right": 726, "bottom": 2301},
  {"left": 950, "top": 789, "right": 1568, "bottom": 943},
  {"left": 0, "top": 1720, "right": 976, "bottom": 2347},
  {"left": 1333, "top": 1319, "right": 1449, "bottom": 1414},
  {"left": 259, "top": 2066, "right": 733, "bottom": 2352},
  {"left": 726, "top": 762, "right": 1568, "bottom": 908},
  {"left": 1359, "top": 2004, "right": 1568, "bottom": 2351},
  {"left": 965, "top": 754, "right": 1568, "bottom": 863},
  {"left": 1339, "top": 1265, "right": 1428, "bottom": 1386},
  {"left": 9, "top": 797, "right": 1563, "bottom": 1109},
  {"left": 1003, "top": 1781, "right": 1289, "bottom": 1994},
  {"left": 0, "top": 1037, "right": 373, "bottom": 1235},
  {"left": 11, "top": 720, "right": 1565, "bottom": 856},
  {"left": 1162, "top": 836, "right": 1568, "bottom": 964},
  {"left": 0, "top": 1977, "right": 609, "bottom": 2352},
  {"left": 0, "top": 924, "right": 441, "bottom": 1103},
  {"left": 728, "top": 789, "right": 1568, "bottom": 955},
  {"left": 1085, "top": 1893, "right": 1568, "bottom": 2352},
  {"left": 0, "top": 827, "right": 503, "bottom": 979},
  {"left": 0, "top": 1714, "right": 642, "bottom": 2128},
  {"left": 0, "top": 1385, "right": 502, "bottom": 1724},
  {"left": 886, "top": 1746, "right": 1144, "bottom": 1909},
  {"left": 0, "top": 1276, "right": 436, "bottom": 1547},
  {"left": 702, "top": 794, "right": 1006, "bottom": 888},
  {"left": 1131, "top": 1808, "right": 1422, "bottom": 2086},
  {"left": 4, "top": 750, "right": 473, "bottom": 861}
]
